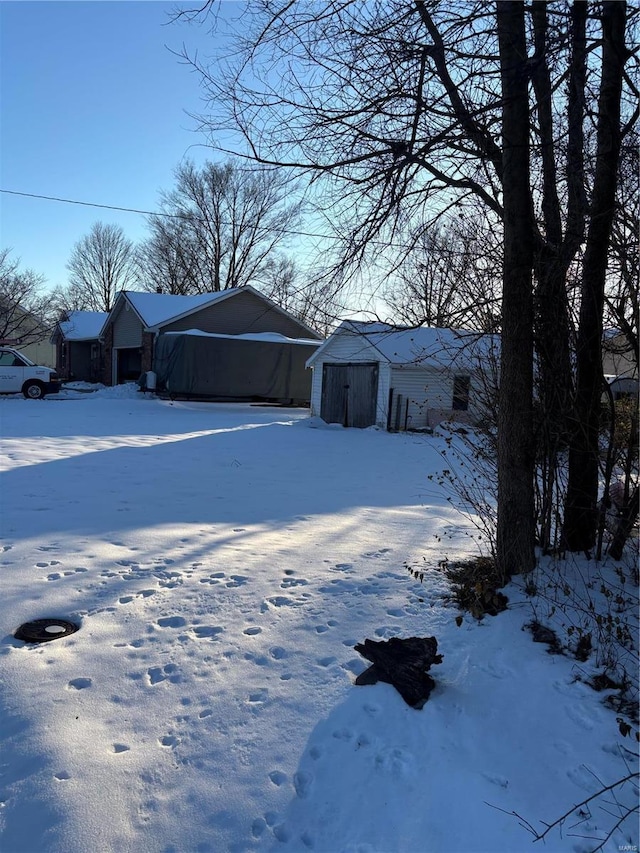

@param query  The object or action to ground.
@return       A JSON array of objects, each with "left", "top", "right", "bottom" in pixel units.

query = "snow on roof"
[
  {"left": 124, "top": 290, "right": 236, "bottom": 328},
  {"left": 311, "top": 321, "right": 498, "bottom": 369},
  {"left": 164, "top": 329, "right": 321, "bottom": 346},
  {"left": 58, "top": 311, "right": 109, "bottom": 341}
]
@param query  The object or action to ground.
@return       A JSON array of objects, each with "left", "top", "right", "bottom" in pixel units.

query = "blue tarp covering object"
[{"left": 153, "top": 330, "right": 321, "bottom": 401}]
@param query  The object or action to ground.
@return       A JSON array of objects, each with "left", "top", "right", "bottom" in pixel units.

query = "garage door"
[
  {"left": 320, "top": 363, "right": 379, "bottom": 428},
  {"left": 116, "top": 348, "right": 142, "bottom": 383}
]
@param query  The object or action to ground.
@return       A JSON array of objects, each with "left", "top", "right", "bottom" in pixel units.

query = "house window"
[{"left": 452, "top": 375, "right": 471, "bottom": 411}]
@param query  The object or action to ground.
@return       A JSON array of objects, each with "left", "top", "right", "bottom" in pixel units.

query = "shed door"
[{"left": 321, "top": 362, "right": 379, "bottom": 428}]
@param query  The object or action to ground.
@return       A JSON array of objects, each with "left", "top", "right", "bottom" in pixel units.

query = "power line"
[
  {"left": 0, "top": 187, "right": 501, "bottom": 260},
  {"left": 0, "top": 187, "right": 337, "bottom": 239},
  {"left": 0, "top": 188, "right": 192, "bottom": 220},
  {"left": 0, "top": 187, "right": 487, "bottom": 249}
]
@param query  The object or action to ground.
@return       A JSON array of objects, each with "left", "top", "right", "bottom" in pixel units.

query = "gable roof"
[
  {"left": 101, "top": 286, "right": 323, "bottom": 339},
  {"left": 113, "top": 290, "right": 235, "bottom": 330},
  {"left": 307, "top": 321, "right": 498, "bottom": 369},
  {"left": 56, "top": 311, "right": 109, "bottom": 341}
]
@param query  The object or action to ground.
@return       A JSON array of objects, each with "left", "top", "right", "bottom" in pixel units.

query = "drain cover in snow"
[{"left": 15, "top": 619, "right": 79, "bottom": 643}]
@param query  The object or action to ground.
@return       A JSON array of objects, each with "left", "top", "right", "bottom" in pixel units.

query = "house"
[
  {"left": 306, "top": 321, "right": 499, "bottom": 430},
  {"left": 51, "top": 311, "right": 108, "bottom": 382},
  {"left": 0, "top": 301, "right": 56, "bottom": 367},
  {"left": 99, "top": 286, "right": 323, "bottom": 387}
]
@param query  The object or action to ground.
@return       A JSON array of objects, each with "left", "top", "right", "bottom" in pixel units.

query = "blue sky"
[{"left": 1, "top": 1, "right": 242, "bottom": 291}]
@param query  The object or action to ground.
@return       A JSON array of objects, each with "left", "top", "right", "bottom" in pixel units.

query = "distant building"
[{"left": 52, "top": 311, "right": 108, "bottom": 382}]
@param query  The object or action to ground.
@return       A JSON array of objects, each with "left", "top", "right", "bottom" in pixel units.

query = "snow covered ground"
[{"left": 0, "top": 387, "right": 637, "bottom": 853}]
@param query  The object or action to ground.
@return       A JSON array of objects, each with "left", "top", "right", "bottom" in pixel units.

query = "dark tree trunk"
[
  {"left": 530, "top": 2, "right": 587, "bottom": 550},
  {"left": 563, "top": 1, "right": 627, "bottom": 551},
  {"left": 609, "top": 486, "right": 639, "bottom": 561},
  {"left": 496, "top": 1, "right": 536, "bottom": 577}
]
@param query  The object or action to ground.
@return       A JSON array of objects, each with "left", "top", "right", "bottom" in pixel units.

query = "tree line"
[{"left": 0, "top": 160, "right": 344, "bottom": 340}]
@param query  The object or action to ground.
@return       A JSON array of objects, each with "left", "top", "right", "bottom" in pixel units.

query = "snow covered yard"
[{"left": 0, "top": 389, "right": 637, "bottom": 853}]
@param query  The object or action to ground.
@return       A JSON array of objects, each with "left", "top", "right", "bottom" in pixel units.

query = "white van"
[{"left": 0, "top": 347, "right": 61, "bottom": 399}]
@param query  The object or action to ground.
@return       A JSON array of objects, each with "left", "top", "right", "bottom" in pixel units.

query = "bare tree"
[
  {"left": 66, "top": 222, "right": 139, "bottom": 312},
  {"left": 0, "top": 249, "right": 52, "bottom": 346},
  {"left": 138, "top": 160, "right": 302, "bottom": 294},
  {"left": 261, "top": 255, "right": 342, "bottom": 337},
  {"left": 383, "top": 214, "right": 502, "bottom": 332}
]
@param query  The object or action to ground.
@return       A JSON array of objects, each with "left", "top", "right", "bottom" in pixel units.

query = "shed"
[
  {"left": 52, "top": 311, "right": 108, "bottom": 381},
  {"left": 99, "top": 286, "right": 322, "bottom": 386},
  {"left": 306, "top": 321, "right": 499, "bottom": 430},
  {"left": 153, "top": 330, "right": 320, "bottom": 402}
]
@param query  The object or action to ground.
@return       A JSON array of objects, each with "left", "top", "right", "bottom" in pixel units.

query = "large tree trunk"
[
  {"left": 495, "top": 1, "right": 536, "bottom": 578},
  {"left": 563, "top": 1, "right": 627, "bottom": 552}
]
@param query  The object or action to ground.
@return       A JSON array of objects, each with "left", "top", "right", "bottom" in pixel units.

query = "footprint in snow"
[
  {"left": 270, "top": 646, "right": 287, "bottom": 660},
  {"left": 565, "top": 703, "right": 595, "bottom": 732},
  {"left": 147, "top": 664, "right": 180, "bottom": 685},
  {"left": 68, "top": 677, "right": 92, "bottom": 690},
  {"left": 482, "top": 772, "right": 509, "bottom": 788},
  {"left": 251, "top": 818, "right": 267, "bottom": 838},
  {"left": 113, "top": 743, "right": 130, "bottom": 754},
  {"left": 272, "top": 823, "right": 292, "bottom": 843},
  {"left": 243, "top": 626, "right": 262, "bottom": 636},
  {"left": 293, "top": 770, "right": 313, "bottom": 799},
  {"left": 192, "top": 625, "right": 223, "bottom": 639},
  {"left": 281, "top": 576, "right": 308, "bottom": 589},
  {"left": 157, "top": 616, "right": 187, "bottom": 629},
  {"left": 248, "top": 688, "right": 269, "bottom": 704},
  {"left": 386, "top": 608, "right": 406, "bottom": 618},
  {"left": 374, "top": 747, "right": 414, "bottom": 777},
  {"left": 262, "top": 596, "right": 298, "bottom": 610}
]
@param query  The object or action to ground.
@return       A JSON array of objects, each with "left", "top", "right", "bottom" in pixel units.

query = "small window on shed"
[{"left": 452, "top": 375, "right": 471, "bottom": 411}]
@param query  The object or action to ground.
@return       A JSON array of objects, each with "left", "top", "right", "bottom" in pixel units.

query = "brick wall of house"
[
  {"left": 142, "top": 332, "right": 154, "bottom": 374},
  {"left": 102, "top": 325, "right": 114, "bottom": 386}
]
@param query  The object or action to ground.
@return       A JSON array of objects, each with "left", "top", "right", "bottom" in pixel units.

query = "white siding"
[
  {"left": 389, "top": 367, "right": 439, "bottom": 430},
  {"left": 390, "top": 366, "right": 482, "bottom": 428}
]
